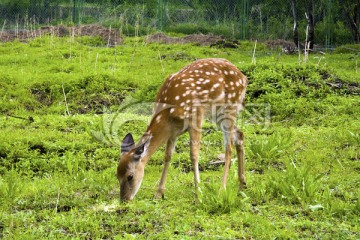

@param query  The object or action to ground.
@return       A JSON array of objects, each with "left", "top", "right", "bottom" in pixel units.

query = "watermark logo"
[{"left": 91, "top": 99, "right": 271, "bottom": 146}]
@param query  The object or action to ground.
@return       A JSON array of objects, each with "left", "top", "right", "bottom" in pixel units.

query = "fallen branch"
[{"left": 6, "top": 113, "right": 34, "bottom": 123}]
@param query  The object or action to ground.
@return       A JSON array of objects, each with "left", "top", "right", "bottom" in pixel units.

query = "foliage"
[{"left": 0, "top": 1, "right": 359, "bottom": 44}]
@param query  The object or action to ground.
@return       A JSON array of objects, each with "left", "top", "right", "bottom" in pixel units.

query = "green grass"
[{"left": 0, "top": 35, "right": 359, "bottom": 239}]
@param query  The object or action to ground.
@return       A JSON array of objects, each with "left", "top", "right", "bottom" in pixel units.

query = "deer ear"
[
  {"left": 133, "top": 137, "right": 151, "bottom": 161},
  {"left": 121, "top": 133, "right": 135, "bottom": 154}
]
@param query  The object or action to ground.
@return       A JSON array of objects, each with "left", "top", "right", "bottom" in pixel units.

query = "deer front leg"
[
  {"left": 155, "top": 137, "right": 177, "bottom": 199},
  {"left": 189, "top": 127, "right": 201, "bottom": 198},
  {"left": 233, "top": 128, "right": 246, "bottom": 190},
  {"left": 221, "top": 125, "right": 234, "bottom": 189},
  {"left": 189, "top": 107, "right": 204, "bottom": 198}
]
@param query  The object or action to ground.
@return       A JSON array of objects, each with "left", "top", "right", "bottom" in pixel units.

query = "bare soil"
[
  {"left": 1, "top": 26, "right": 296, "bottom": 50},
  {"left": 145, "top": 32, "right": 224, "bottom": 46},
  {"left": 0, "top": 24, "right": 123, "bottom": 46}
]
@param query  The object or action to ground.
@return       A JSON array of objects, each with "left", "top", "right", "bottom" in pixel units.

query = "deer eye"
[{"left": 127, "top": 174, "right": 133, "bottom": 181}]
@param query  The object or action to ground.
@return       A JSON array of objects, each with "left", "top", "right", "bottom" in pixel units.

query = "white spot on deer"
[
  {"left": 230, "top": 70, "right": 234, "bottom": 75},
  {"left": 196, "top": 86, "right": 202, "bottom": 90},
  {"left": 224, "top": 70, "right": 228, "bottom": 75},
  {"left": 164, "top": 97, "right": 167, "bottom": 101},
  {"left": 213, "top": 92, "right": 225, "bottom": 102},
  {"left": 170, "top": 108, "right": 175, "bottom": 114},
  {"left": 175, "top": 96, "right": 180, "bottom": 100},
  {"left": 213, "top": 83, "right": 220, "bottom": 88},
  {"left": 155, "top": 115, "right": 162, "bottom": 123},
  {"left": 191, "top": 83, "right": 195, "bottom": 87},
  {"left": 230, "top": 81, "right": 234, "bottom": 85},
  {"left": 180, "top": 102, "right": 185, "bottom": 107},
  {"left": 214, "top": 67, "right": 218, "bottom": 71},
  {"left": 219, "top": 78, "right": 224, "bottom": 82},
  {"left": 175, "top": 84, "right": 179, "bottom": 87},
  {"left": 235, "top": 81, "right": 240, "bottom": 87},
  {"left": 205, "top": 72, "right": 210, "bottom": 75},
  {"left": 194, "top": 70, "right": 199, "bottom": 73},
  {"left": 182, "top": 92, "right": 187, "bottom": 97},
  {"left": 186, "top": 99, "right": 191, "bottom": 103}
]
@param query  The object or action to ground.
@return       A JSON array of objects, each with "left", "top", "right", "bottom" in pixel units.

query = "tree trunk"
[
  {"left": 347, "top": 0, "right": 360, "bottom": 42},
  {"left": 42, "top": 0, "right": 50, "bottom": 23},
  {"left": 29, "top": 0, "right": 37, "bottom": 19},
  {"left": 291, "top": 0, "right": 299, "bottom": 48},
  {"left": 348, "top": 21, "right": 360, "bottom": 43},
  {"left": 304, "top": 0, "right": 315, "bottom": 50}
]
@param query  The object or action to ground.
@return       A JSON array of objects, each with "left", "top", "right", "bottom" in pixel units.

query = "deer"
[{"left": 117, "top": 58, "right": 248, "bottom": 201}]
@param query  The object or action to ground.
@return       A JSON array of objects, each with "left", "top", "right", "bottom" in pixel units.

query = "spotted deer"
[{"left": 117, "top": 58, "right": 248, "bottom": 201}]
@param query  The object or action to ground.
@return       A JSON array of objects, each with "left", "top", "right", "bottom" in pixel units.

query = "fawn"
[{"left": 117, "top": 58, "right": 248, "bottom": 201}]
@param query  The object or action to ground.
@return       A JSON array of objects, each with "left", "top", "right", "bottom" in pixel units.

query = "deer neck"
[{"left": 138, "top": 117, "right": 171, "bottom": 164}]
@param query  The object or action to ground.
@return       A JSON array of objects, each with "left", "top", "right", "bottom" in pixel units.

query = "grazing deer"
[{"left": 117, "top": 58, "right": 248, "bottom": 201}]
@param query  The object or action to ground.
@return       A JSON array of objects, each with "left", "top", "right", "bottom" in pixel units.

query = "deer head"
[{"left": 117, "top": 133, "right": 150, "bottom": 201}]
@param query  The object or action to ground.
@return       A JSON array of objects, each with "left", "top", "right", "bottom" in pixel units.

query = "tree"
[
  {"left": 291, "top": 0, "right": 299, "bottom": 47},
  {"left": 291, "top": 0, "right": 315, "bottom": 49},
  {"left": 304, "top": 0, "right": 315, "bottom": 49},
  {"left": 340, "top": 0, "right": 360, "bottom": 42}
]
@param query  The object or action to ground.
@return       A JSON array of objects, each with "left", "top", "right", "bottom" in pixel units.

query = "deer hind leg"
[
  {"left": 155, "top": 137, "right": 177, "bottom": 199},
  {"left": 233, "top": 127, "right": 246, "bottom": 190}
]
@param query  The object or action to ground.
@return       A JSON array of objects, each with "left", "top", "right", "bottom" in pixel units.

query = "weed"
[
  {"left": 247, "top": 131, "right": 293, "bottom": 163},
  {"left": 0, "top": 169, "right": 22, "bottom": 211},
  {"left": 267, "top": 161, "right": 324, "bottom": 205},
  {"left": 198, "top": 173, "right": 249, "bottom": 214}
]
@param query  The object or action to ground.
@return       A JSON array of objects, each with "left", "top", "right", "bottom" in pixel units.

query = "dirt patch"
[
  {"left": 0, "top": 24, "right": 123, "bottom": 46},
  {"left": 265, "top": 39, "right": 297, "bottom": 54},
  {"left": 146, "top": 32, "right": 224, "bottom": 46}
]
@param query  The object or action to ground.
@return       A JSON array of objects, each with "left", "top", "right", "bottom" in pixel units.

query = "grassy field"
[{"left": 0, "top": 35, "right": 359, "bottom": 239}]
